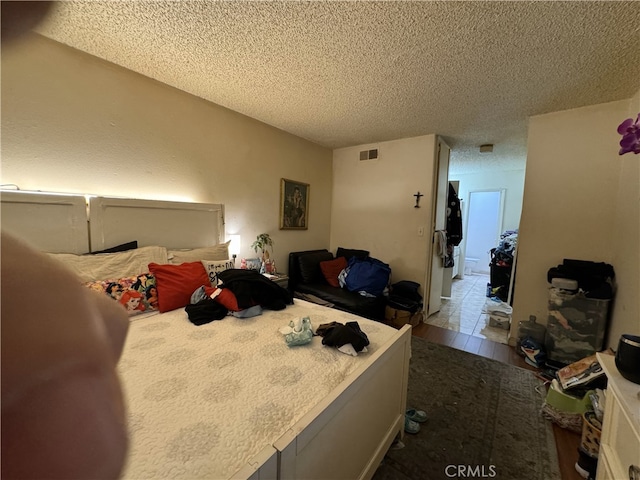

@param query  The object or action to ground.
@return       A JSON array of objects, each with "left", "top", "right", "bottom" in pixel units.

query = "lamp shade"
[{"left": 227, "top": 234, "right": 241, "bottom": 258}]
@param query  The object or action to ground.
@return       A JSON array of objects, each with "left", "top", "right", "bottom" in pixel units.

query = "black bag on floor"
[
  {"left": 388, "top": 281, "right": 423, "bottom": 314},
  {"left": 390, "top": 281, "right": 422, "bottom": 301}
]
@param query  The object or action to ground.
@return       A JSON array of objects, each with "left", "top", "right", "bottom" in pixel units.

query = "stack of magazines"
[
  {"left": 556, "top": 353, "right": 608, "bottom": 396},
  {"left": 540, "top": 352, "right": 610, "bottom": 433}
]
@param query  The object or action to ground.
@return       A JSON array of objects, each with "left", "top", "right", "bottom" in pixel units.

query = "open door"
[
  {"left": 426, "top": 138, "right": 450, "bottom": 316},
  {"left": 464, "top": 189, "right": 505, "bottom": 274}
]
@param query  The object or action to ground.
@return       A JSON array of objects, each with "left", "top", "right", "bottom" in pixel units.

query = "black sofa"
[{"left": 287, "top": 249, "right": 387, "bottom": 321}]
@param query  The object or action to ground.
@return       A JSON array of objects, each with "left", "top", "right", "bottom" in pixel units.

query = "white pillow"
[
  {"left": 169, "top": 241, "right": 230, "bottom": 264},
  {"left": 48, "top": 245, "right": 169, "bottom": 283},
  {"left": 201, "top": 259, "right": 235, "bottom": 286}
]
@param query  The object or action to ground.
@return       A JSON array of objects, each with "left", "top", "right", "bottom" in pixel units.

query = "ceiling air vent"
[{"left": 359, "top": 148, "right": 378, "bottom": 161}]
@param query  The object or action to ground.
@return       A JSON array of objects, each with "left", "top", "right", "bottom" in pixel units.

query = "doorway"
[
  {"left": 465, "top": 190, "right": 505, "bottom": 274},
  {"left": 423, "top": 184, "right": 514, "bottom": 345}
]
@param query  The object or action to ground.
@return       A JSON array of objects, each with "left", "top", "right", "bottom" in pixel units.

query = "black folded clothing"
[
  {"left": 321, "top": 321, "right": 370, "bottom": 352},
  {"left": 185, "top": 298, "right": 227, "bottom": 326},
  {"left": 316, "top": 321, "right": 342, "bottom": 337},
  {"left": 217, "top": 269, "right": 293, "bottom": 310}
]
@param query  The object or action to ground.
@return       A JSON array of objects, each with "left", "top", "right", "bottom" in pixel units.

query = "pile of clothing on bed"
[{"left": 186, "top": 269, "right": 293, "bottom": 325}]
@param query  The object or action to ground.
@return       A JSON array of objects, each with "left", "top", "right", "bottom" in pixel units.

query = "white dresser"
[{"left": 596, "top": 353, "right": 640, "bottom": 480}]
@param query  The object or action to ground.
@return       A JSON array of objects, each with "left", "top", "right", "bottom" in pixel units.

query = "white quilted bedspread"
[{"left": 118, "top": 299, "right": 396, "bottom": 479}]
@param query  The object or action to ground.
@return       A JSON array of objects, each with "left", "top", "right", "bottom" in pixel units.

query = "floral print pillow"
[{"left": 85, "top": 273, "right": 158, "bottom": 316}]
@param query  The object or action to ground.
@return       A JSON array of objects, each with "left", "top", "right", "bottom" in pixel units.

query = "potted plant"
[{"left": 251, "top": 233, "right": 274, "bottom": 262}]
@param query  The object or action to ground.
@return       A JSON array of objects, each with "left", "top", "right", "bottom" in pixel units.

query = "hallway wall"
[
  {"left": 513, "top": 98, "right": 638, "bottom": 348},
  {"left": 331, "top": 135, "right": 437, "bottom": 288}
]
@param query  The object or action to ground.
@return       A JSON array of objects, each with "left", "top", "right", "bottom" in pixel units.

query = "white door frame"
[{"left": 425, "top": 137, "right": 450, "bottom": 317}]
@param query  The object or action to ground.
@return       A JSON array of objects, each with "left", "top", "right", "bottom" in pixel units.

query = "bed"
[{"left": 0, "top": 190, "right": 411, "bottom": 480}]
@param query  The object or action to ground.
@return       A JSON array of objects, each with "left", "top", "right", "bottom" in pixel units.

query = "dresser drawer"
[
  {"left": 600, "top": 386, "right": 640, "bottom": 477},
  {"left": 596, "top": 354, "right": 640, "bottom": 480},
  {"left": 596, "top": 446, "right": 620, "bottom": 480}
]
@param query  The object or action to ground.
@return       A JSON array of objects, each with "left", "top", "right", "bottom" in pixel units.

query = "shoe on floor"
[
  {"left": 405, "top": 408, "right": 427, "bottom": 423},
  {"left": 404, "top": 416, "right": 420, "bottom": 434}
]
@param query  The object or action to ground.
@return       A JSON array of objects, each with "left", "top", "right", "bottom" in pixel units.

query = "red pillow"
[
  {"left": 205, "top": 286, "right": 241, "bottom": 311},
  {"left": 148, "top": 262, "right": 210, "bottom": 313},
  {"left": 319, "top": 256, "right": 348, "bottom": 287}
]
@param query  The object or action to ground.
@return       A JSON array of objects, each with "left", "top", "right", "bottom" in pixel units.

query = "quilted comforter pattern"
[{"left": 118, "top": 299, "right": 396, "bottom": 479}]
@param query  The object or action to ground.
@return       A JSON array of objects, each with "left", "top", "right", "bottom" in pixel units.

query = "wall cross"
[{"left": 414, "top": 191, "right": 424, "bottom": 208}]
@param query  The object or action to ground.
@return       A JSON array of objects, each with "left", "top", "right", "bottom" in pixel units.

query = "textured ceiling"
[{"left": 35, "top": 1, "right": 640, "bottom": 173}]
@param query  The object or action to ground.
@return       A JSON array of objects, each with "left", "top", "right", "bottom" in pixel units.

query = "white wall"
[
  {"left": 1, "top": 35, "right": 333, "bottom": 272},
  {"left": 452, "top": 168, "right": 525, "bottom": 233},
  {"left": 608, "top": 89, "right": 640, "bottom": 348},
  {"left": 513, "top": 98, "right": 639, "bottom": 348},
  {"left": 331, "top": 135, "right": 436, "bottom": 290}
]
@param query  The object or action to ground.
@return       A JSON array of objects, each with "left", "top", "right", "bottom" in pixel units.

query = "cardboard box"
[{"left": 385, "top": 306, "right": 423, "bottom": 328}]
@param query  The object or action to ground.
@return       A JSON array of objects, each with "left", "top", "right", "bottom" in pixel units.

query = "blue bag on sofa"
[{"left": 344, "top": 257, "right": 391, "bottom": 297}]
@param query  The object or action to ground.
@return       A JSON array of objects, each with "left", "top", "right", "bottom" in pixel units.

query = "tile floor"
[{"left": 424, "top": 272, "right": 510, "bottom": 344}]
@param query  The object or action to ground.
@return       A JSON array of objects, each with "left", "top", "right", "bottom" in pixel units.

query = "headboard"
[
  {"left": 89, "top": 197, "right": 224, "bottom": 251},
  {"left": 0, "top": 191, "right": 89, "bottom": 254},
  {"left": 1, "top": 191, "right": 224, "bottom": 253}
]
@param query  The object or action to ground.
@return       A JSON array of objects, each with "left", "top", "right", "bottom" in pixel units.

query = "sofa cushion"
[
  {"left": 319, "top": 256, "right": 348, "bottom": 287},
  {"left": 295, "top": 283, "right": 385, "bottom": 321},
  {"left": 336, "top": 247, "right": 369, "bottom": 261},
  {"left": 298, "top": 251, "right": 334, "bottom": 284}
]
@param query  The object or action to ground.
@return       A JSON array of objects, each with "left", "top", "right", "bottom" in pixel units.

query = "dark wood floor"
[{"left": 409, "top": 322, "right": 583, "bottom": 480}]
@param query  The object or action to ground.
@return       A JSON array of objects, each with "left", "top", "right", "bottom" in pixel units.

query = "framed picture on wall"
[{"left": 280, "top": 178, "right": 309, "bottom": 230}]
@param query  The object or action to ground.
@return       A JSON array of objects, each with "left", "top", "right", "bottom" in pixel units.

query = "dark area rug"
[{"left": 373, "top": 337, "right": 560, "bottom": 480}]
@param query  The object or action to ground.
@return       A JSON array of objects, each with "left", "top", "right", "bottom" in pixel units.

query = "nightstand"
[
  {"left": 263, "top": 273, "right": 289, "bottom": 289},
  {"left": 595, "top": 353, "right": 640, "bottom": 480}
]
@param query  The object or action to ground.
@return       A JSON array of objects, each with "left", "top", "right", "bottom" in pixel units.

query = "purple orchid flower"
[{"left": 617, "top": 113, "right": 640, "bottom": 155}]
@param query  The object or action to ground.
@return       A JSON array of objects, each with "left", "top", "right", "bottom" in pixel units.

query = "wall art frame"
[{"left": 280, "top": 178, "right": 309, "bottom": 230}]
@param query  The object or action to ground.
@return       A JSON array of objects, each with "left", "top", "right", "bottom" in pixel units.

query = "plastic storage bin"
[{"left": 545, "top": 287, "right": 611, "bottom": 366}]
